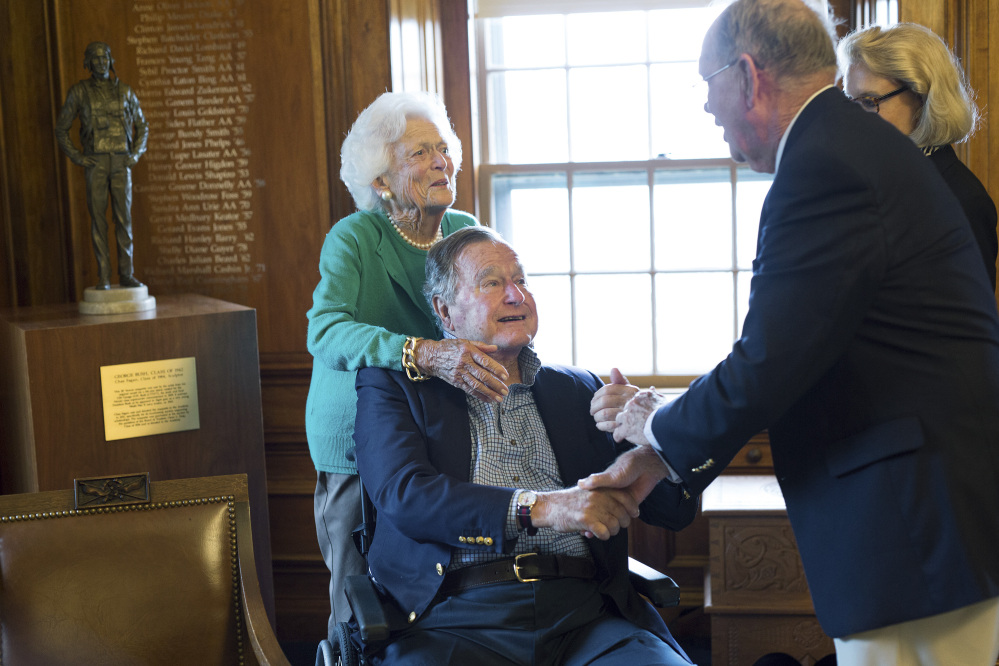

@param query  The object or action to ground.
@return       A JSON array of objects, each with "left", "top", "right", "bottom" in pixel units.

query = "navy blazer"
[
  {"left": 354, "top": 364, "right": 697, "bottom": 654},
  {"left": 650, "top": 88, "right": 999, "bottom": 638},
  {"left": 929, "top": 144, "right": 998, "bottom": 290}
]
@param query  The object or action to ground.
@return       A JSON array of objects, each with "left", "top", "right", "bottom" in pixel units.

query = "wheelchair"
[{"left": 315, "top": 476, "right": 683, "bottom": 666}]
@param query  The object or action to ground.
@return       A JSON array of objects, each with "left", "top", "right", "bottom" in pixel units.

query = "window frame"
[{"left": 471, "top": 4, "right": 770, "bottom": 387}]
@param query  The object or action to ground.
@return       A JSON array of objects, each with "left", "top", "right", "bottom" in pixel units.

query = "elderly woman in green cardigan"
[{"left": 306, "top": 91, "right": 510, "bottom": 636}]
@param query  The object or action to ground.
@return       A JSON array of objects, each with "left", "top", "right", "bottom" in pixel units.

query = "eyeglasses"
[
  {"left": 702, "top": 58, "right": 740, "bottom": 84},
  {"left": 848, "top": 86, "right": 908, "bottom": 114}
]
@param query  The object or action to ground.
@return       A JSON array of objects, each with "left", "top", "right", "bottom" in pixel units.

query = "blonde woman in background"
[{"left": 838, "top": 22, "right": 998, "bottom": 290}]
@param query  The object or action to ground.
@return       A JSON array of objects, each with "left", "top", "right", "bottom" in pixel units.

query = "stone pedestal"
[{"left": 79, "top": 284, "right": 156, "bottom": 315}]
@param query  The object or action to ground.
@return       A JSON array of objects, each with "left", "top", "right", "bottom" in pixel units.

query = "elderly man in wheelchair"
[{"left": 330, "top": 226, "right": 698, "bottom": 665}]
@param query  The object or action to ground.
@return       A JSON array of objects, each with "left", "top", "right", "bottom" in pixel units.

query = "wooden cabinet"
[{"left": 703, "top": 475, "right": 834, "bottom": 666}]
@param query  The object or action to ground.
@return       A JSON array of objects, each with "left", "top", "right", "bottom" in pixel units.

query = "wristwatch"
[{"left": 516, "top": 490, "right": 538, "bottom": 536}]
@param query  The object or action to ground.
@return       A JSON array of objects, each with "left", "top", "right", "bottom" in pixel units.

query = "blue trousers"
[{"left": 364, "top": 577, "right": 693, "bottom": 666}]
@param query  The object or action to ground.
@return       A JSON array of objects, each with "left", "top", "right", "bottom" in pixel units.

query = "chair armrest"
[
  {"left": 236, "top": 503, "right": 293, "bottom": 666},
  {"left": 628, "top": 556, "right": 680, "bottom": 608},
  {"left": 345, "top": 574, "right": 391, "bottom": 642}
]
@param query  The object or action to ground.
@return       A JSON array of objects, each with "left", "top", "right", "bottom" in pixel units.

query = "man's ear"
[
  {"left": 738, "top": 54, "right": 760, "bottom": 110},
  {"left": 432, "top": 295, "right": 455, "bottom": 333}
]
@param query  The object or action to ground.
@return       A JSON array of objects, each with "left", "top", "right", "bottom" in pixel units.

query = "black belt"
[{"left": 439, "top": 553, "right": 596, "bottom": 597}]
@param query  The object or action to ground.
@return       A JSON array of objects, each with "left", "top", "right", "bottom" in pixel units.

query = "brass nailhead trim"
[{"left": 0, "top": 494, "right": 244, "bottom": 666}]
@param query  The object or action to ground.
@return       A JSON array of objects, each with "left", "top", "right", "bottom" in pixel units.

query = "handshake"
[{"left": 533, "top": 368, "right": 675, "bottom": 541}]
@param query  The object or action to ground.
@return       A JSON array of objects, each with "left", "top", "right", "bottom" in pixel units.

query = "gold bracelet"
[{"left": 402, "top": 336, "right": 430, "bottom": 382}]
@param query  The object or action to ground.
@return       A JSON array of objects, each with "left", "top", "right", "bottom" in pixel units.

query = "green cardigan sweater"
[{"left": 305, "top": 208, "right": 477, "bottom": 474}]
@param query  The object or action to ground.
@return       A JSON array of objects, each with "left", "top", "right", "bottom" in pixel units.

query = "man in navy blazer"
[
  {"left": 353, "top": 226, "right": 697, "bottom": 665},
  {"left": 583, "top": 1, "right": 999, "bottom": 664}
]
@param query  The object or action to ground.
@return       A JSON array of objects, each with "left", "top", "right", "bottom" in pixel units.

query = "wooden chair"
[{"left": 0, "top": 473, "right": 290, "bottom": 666}]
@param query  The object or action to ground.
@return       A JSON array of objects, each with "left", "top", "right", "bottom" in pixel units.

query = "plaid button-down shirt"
[{"left": 448, "top": 342, "right": 591, "bottom": 571}]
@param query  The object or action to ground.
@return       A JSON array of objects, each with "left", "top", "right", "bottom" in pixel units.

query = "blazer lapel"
[
  {"left": 532, "top": 367, "right": 607, "bottom": 486},
  {"left": 420, "top": 379, "right": 474, "bottom": 482}
]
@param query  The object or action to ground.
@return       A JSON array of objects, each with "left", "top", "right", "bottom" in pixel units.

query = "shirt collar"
[
  {"left": 774, "top": 84, "right": 835, "bottom": 173},
  {"left": 440, "top": 329, "right": 540, "bottom": 387}
]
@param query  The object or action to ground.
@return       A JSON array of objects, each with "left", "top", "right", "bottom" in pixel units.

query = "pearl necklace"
[{"left": 389, "top": 217, "right": 443, "bottom": 250}]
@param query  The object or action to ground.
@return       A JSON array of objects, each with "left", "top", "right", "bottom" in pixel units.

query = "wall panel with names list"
[
  {"left": 55, "top": 0, "right": 328, "bottom": 353},
  {"left": 132, "top": 1, "right": 258, "bottom": 294}
]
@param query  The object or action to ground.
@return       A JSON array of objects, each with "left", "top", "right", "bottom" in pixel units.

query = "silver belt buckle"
[{"left": 513, "top": 553, "right": 541, "bottom": 583}]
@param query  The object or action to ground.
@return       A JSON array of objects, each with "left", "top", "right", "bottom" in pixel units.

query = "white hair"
[{"left": 340, "top": 91, "right": 463, "bottom": 212}]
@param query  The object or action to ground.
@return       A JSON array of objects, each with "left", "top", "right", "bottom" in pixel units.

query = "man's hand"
[
  {"left": 590, "top": 368, "right": 638, "bottom": 433},
  {"left": 611, "top": 387, "right": 672, "bottom": 444},
  {"left": 578, "top": 446, "right": 670, "bottom": 505},
  {"left": 532, "top": 486, "right": 640, "bottom": 541}
]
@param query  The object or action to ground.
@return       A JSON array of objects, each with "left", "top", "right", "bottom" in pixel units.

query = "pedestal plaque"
[{"left": 0, "top": 293, "right": 274, "bottom": 619}]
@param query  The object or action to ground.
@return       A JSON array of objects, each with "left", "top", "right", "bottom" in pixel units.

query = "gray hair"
[
  {"left": 837, "top": 23, "right": 979, "bottom": 147},
  {"left": 704, "top": 0, "right": 838, "bottom": 82},
  {"left": 340, "top": 91, "right": 463, "bottom": 212},
  {"left": 424, "top": 226, "right": 506, "bottom": 319}
]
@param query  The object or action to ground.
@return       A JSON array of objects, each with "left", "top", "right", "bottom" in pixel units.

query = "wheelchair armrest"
[
  {"left": 344, "top": 574, "right": 391, "bottom": 642},
  {"left": 628, "top": 556, "right": 680, "bottom": 608}
]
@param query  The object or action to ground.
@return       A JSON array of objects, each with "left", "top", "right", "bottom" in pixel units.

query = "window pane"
[
  {"left": 566, "top": 12, "right": 646, "bottom": 66},
  {"left": 650, "top": 62, "right": 728, "bottom": 159},
  {"left": 569, "top": 66, "right": 648, "bottom": 161},
  {"left": 654, "top": 169, "right": 732, "bottom": 270},
  {"left": 485, "top": 15, "right": 565, "bottom": 69},
  {"left": 656, "top": 272, "right": 735, "bottom": 374},
  {"left": 648, "top": 7, "right": 724, "bottom": 62},
  {"left": 735, "top": 170, "right": 772, "bottom": 268},
  {"left": 573, "top": 172, "right": 650, "bottom": 273},
  {"left": 488, "top": 70, "right": 568, "bottom": 163},
  {"left": 528, "top": 275, "right": 573, "bottom": 367},
  {"left": 491, "top": 172, "right": 570, "bottom": 274},
  {"left": 576, "top": 274, "right": 652, "bottom": 374}
]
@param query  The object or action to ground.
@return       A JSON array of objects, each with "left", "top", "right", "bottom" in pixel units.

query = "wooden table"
[{"left": 703, "top": 475, "right": 835, "bottom": 666}]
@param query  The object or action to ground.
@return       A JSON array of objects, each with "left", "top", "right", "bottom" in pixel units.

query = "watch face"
[{"left": 518, "top": 490, "right": 537, "bottom": 507}]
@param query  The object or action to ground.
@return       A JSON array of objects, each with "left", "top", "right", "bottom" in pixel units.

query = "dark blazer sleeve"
[{"left": 354, "top": 367, "right": 516, "bottom": 553}]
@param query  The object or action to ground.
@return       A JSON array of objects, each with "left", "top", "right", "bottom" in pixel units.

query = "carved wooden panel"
[
  {"left": 708, "top": 516, "right": 814, "bottom": 612},
  {"left": 712, "top": 614, "right": 835, "bottom": 666}
]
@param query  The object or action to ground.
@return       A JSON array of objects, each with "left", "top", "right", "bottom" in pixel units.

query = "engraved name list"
[{"left": 127, "top": 0, "right": 264, "bottom": 292}]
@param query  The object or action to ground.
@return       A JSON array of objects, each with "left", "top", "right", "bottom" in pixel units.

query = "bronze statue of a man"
[{"left": 55, "top": 42, "right": 148, "bottom": 290}]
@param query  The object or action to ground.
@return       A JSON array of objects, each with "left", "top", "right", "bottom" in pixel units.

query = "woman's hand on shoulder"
[{"left": 414, "top": 338, "right": 510, "bottom": 403}]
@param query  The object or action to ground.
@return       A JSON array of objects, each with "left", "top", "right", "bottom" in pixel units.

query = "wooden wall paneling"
[
  {"left": 0, "top": 39, "right": 10, "bottom": 309},
  {"left": 439, "top": 0, "right": 476, "bottom": 217},
  {"left": 321, "top": 0, "right": 393, "bottom": 227},
  {"left": 0, "top": 0, "right": 71, "bottom": 308},
  {"left": 265, "top": 0, "right": 395, "bottom": 643},
  {"left": 992, "top": 0, "right": 999, "bottom": 218},
  {"left": 265, "top": 435, "right": 326, "bottom": 640},
  {"left": 389, "top": 0, "right": 443, "bottom": 96},
  {"left": 899, "top": 0, "right": 947, "bottom": 34}
]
